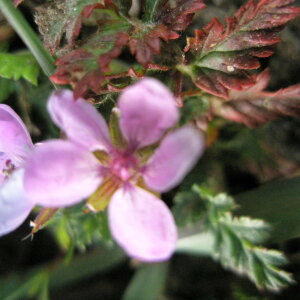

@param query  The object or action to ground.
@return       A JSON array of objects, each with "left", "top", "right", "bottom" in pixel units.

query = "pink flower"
[
  {"left": 0, "top": 105, "right": 35, "bottom": 236},
  {"left": 24, "top": 78, "right": 204, "bottom": 261}
]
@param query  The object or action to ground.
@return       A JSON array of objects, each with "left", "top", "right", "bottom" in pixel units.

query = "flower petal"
[
  {"left": 118, "top": 78, "right": 179, "bottom": 148},
  {"left": 48, "top": 90, "right": 112, "bottom": 151},
  {"left": 0, "top": 169, "right": 34, "bottom": 236},
  {"left": 24, "top": 140, "right": 102, "bottom": 207},
  {"left": 143, "top": 126, "right": 204, "bottom": 192},
  {"left": 0, "top": 104, "right": 33, "bottom": 164},
  {"left": 108, "top": 186, "right": 177, "bottom": 262}
]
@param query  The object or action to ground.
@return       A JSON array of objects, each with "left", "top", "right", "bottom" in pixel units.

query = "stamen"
[
  {"left": 93, "top": 150, "right": 111, "bottom": 165},
  {"left": 2, "top": 160, "right": 15, "bottom": 177}
]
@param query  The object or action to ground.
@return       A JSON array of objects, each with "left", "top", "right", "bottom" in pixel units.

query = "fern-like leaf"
[{"left": 176, "top": 186, "right": 295, "bottom": 291}]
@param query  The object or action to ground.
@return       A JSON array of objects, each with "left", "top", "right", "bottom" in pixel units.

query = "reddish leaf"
[
  {"left": 134, "top": 0, "right": 205, "bottom": 66},
  {"left": 51, "top": 49, "right": 96, "bottom": 85},
  {"left": 145, "top": 0, "right": 205, "bottom": 31},
  {"left": 50, "top": 4, "right": 131, "bottom": 97},
  {"left": 99, "top": 32, "right": 129, "bottom": 72},
  {"left": 212, "top": 70, "right": 300, "bottom": 127},
  {"left": 181, "top": 0, "right": 300, "bottom": 98},
  {"left": 51, "top": 32, "right": 128, "bottom": 97},
  {"left": 73, "top": 69, "right": 104, "bottom": 99},
  {"left": 129, "top": 24, "right": 179, "bottom": 67}
]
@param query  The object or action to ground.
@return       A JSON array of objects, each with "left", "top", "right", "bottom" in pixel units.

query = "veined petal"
[
  {"left": 0, "top": 169, "right": 34, "bottom": 236},
  {"left": 108, "top": 186, "right": 177, "bottom": 262},
  {"left": 0, "top": 104, "right": 33, "bottom": 164},
  {"left": 118, "top": 78, "right": 179, "bottom": 149},
  {"left": 24, "top": 140, "right": 103, "bottom": 207},
  {"left": 48, "top": 90, "right": 112, "bottom": 151},
  {"left": 143, "top": 126, "right": 204, "bottom": 192}
]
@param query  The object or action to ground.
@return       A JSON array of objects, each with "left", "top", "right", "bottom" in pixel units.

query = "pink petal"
[
  {"left": 143, "top": 126, "right": 204, "bottom": 192},
  {"left": 118, "top": 78, "right": 179, "bottom": 149},
  {"left": 108, "top": 186, "right": 177, "bottom": 262},
  {"left": 24, "top": 140, "right": 102, "bottom": 207},
  {"left": 0, "top": 169, "right": 34, "bottom": 236},
  {"left": 0, "top": 104, "right": 33, "bottom": 164},
  {"left": 48, "top": 90, "right": 112, "bottom": 151}
]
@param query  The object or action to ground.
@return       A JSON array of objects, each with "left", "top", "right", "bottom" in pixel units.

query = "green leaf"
[
  {"left": 220, "top": 215, "right": 270, "bottom": 244},
  {"left": 180, "top": 96, "right": 209, "bottom": 125},
  {"left": 172, "top": 190, "right": 205, "bottom": 226},
  {"left": 0, "top": 53, "right": 39, "bottom": 85},
  {"left": 0, "top": 78, "right": 14, "bottom": 102},
  {"left": 122, "top": 262, "right": 168, "bottom": 300},
  {"left": 177, "top": 186, "right": 294, "bottom": 291}
]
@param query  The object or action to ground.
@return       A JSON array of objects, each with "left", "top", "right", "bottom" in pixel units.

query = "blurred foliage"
[
  {"left": 0, "top": 52, "right": 40, "bottom": 85},
  {"left": 122, "top": 262, "right": 168, "bottom": 300}
]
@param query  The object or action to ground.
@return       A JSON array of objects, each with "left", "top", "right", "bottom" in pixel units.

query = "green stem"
[{"left": 0, "top": 0, "right": 55, "bottom": 78}]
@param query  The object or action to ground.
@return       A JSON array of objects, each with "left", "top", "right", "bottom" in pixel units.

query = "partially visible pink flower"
[
  {"left": 0, "top": 105, "right": 35, "bottom": 236},
  {"left": 24, "top": 78, "right": 204, "bottom": 261}
]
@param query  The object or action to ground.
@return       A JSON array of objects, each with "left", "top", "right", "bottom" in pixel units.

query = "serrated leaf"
[
  {"left": 158, "top": 0, "right": 206, "bottom": 31},
  {"left": 35, "top": 0, "right": 105, "bottom": 54},
  {"left": 212, "top": 69, "right": 300, "bottom": 127},
  {"left": 221, "top": 215, "right": 270, "bottom": 244},
  {"left": 217, "top": 225, "right": 248, "bottom": 271},
  {"left": 253, "top": 248, "right": 288, "bottom": 267},
  {"left": 51, "top": 28, "right": 129, "bottom": 97},
  {"left": 50, "top": 3, "right": 131, "bottom": 97},
  {"left": 136, "top": 0, "right": 205, "bottom": 66},
  {"left": 190, "top": 186, "right": 294, "bottom": 291},
  {"left": 0, "top": 53, "right": 39, "bottom": 85},
  {"left": 49, "top": 0, "right": 199, "bottom": 93},
  {"left": 129, "top": 23, "right": 179, "bottom": 67},
  {"left": 144, "top": 0, "right": 206, "bottom": 31},
  {"left": 216, "top": 222, "right": 293, "bottom": 291},
  {"left": 193, "top": 187, "right": 236, "bottom": 214},
  {"left": 180, "top": 0, "right": 300, "bottom": 98}
]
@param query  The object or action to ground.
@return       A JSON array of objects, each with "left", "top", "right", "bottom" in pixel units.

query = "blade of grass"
[
  {"left": 236, "top": 176, "right": 300, "bottom": 242},
  {"left": 0, "top": 0, "right": 55, "bottom": 78},
  {"left": 122, "top": 262, "right": 168, "bottom": 300}
]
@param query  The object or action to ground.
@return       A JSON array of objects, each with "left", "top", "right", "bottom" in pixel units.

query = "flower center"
[
  {"left": 109, "top": 153, "right": 139, "bottom": 182},
  {"left": 1, "top": 159, "right": 15, "bottom": 178}
]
